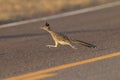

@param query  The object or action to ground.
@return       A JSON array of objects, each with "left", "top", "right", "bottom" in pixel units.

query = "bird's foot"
[
  {"left": 72, "top": 46, "right": 78, "bottom": 49},
  {"left": 46, "top": 45, "right": 57, "bottom": 48}
]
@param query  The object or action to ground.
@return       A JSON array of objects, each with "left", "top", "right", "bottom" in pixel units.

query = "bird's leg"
[
  {"left": 68, "top": 43, "right": 77, "bottom": 49},
  {"left": 46, "top": 41, "right": 58, "bottom": 48}
]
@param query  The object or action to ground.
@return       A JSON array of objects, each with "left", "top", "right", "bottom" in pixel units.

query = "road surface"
[{"left": 0, "top": 3, "right": 120, "bottom": 80}]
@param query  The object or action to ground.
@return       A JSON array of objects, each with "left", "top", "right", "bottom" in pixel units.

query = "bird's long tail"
[{"left": 71, "top": 39, "right": 96, "bottom": 48}]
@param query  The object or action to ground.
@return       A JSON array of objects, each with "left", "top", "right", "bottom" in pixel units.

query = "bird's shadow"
[{"left": 0, "top": 27, "right": 120, "bottom": 39}]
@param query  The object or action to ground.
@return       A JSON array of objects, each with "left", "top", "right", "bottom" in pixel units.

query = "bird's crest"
[{"left": 46, "top": 22, "right": 49, "bottom": 26}]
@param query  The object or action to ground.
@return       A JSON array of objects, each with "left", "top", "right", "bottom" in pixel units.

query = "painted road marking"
[
  {"left": 5, "top": 52, "right": 120, "bottom": 80},
  {"left": 0, "top": 1, "right": 120, "bottom": 29}
]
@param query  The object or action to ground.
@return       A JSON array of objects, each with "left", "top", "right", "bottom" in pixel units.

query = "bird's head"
[{"left": 41, "top": 22, "right": 51, "bottom": 31}]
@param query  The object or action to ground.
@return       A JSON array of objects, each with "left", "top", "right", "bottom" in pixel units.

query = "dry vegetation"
[{"left": 0, "top": 0, "right": 119, "bottom": 24}]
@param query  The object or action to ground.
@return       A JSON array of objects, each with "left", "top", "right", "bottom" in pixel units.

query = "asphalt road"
[{"left": 0, "top": 4, "right": 120, "bottom": 80}]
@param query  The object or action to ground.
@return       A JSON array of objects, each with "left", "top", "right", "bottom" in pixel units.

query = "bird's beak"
[{"left": 40, "top": 27, "right": 43, "bottom": 29}]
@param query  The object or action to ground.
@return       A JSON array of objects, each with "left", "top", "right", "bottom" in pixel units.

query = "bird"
[{"left": 41, "top": 22, "right": 96, "bottom": 49}]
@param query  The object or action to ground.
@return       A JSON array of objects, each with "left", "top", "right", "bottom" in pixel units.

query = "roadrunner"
[{"left": 41, "top": 22, "right": 96, "bottom": 49}]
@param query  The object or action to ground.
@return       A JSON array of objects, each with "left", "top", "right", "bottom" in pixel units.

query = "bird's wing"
[{"left": 56, "top": 33, "right": 70, "bottom": 41}]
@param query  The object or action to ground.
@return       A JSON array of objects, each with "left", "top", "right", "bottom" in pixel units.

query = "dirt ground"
[{"left": 0, "top": 0, "right": 119, "bottom": 24}]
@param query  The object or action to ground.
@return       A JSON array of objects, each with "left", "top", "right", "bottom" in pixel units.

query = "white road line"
[{"left": 0, "top": 1, "right": 120, "bottom": 29}]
